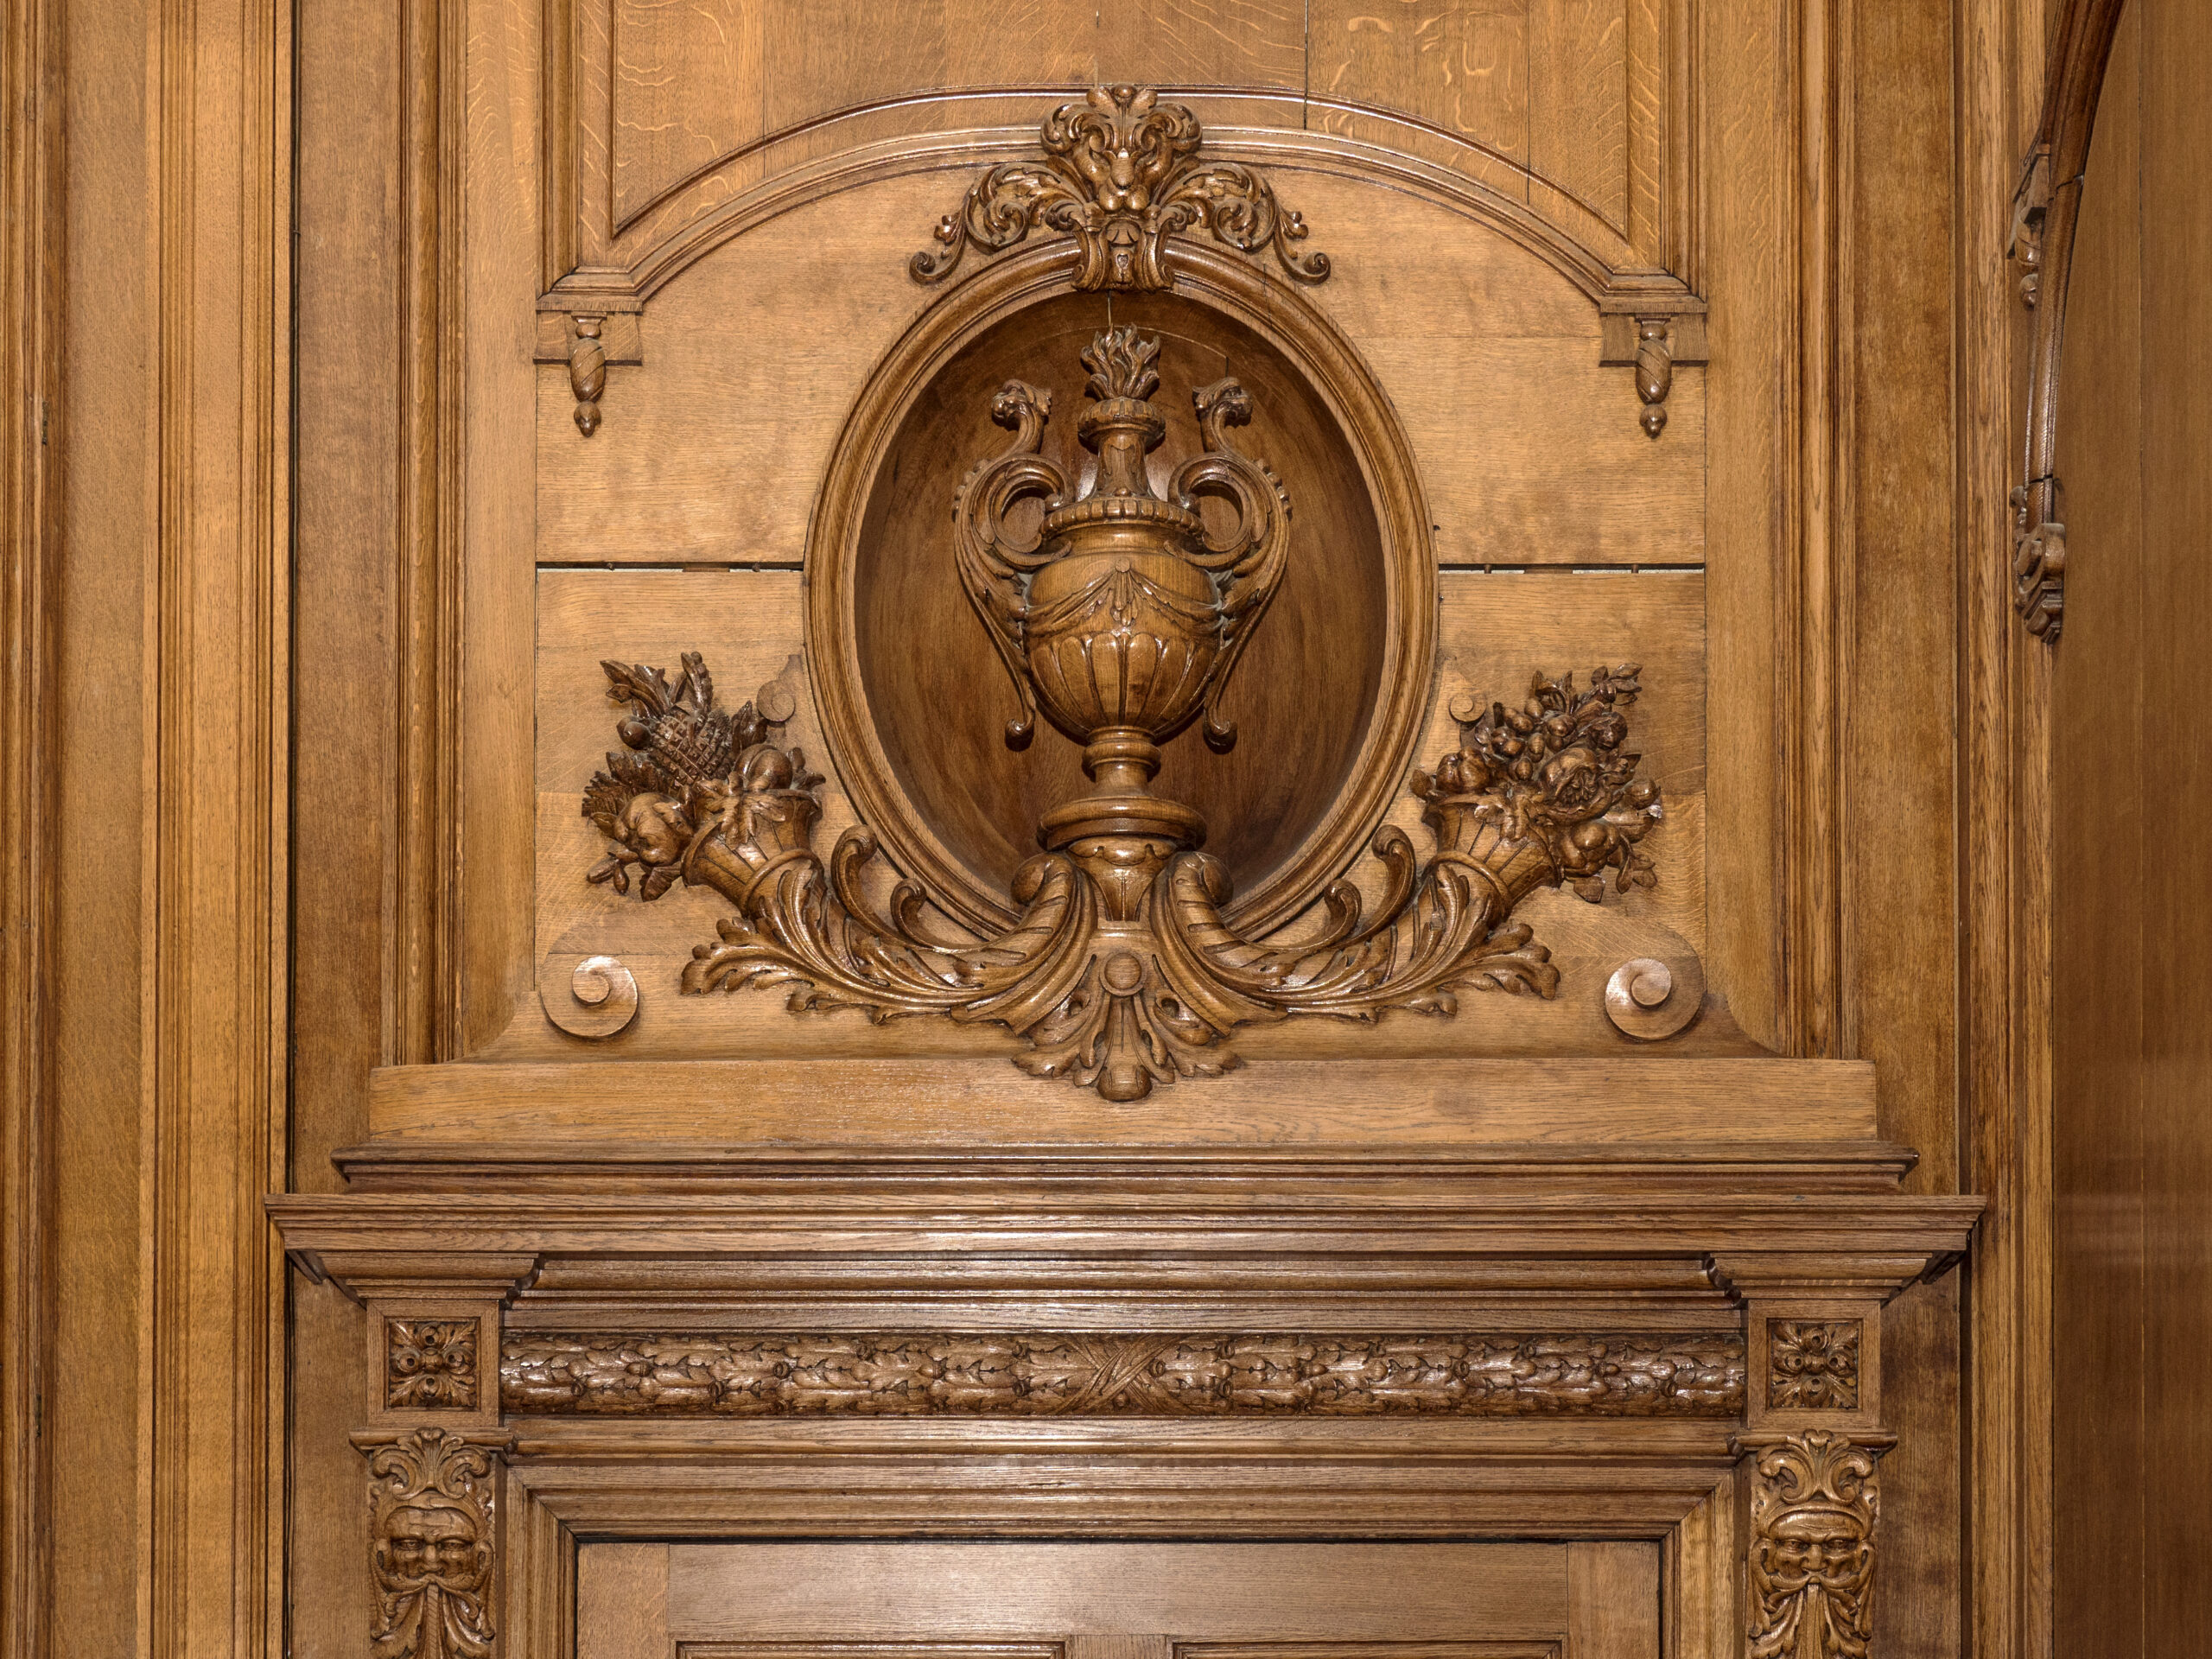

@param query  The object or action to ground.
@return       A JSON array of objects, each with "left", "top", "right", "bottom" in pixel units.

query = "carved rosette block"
[
  {"left": 1736, "top": 1430, "right": 1886, "bottom": 1659},
  {"left": 911, "top": 84, "right": 1328, "bottom": 292},
  {"left": 359, "top": 1427, "right": 511, "bottom": 1659},
  {"left": 502, "top": 1331, "right": 1745, "bottom": 1417},
  {"left": 1767, "top": 1320, "right": 1861, "bottom": 1410},
  {"left": 385, "top": 1319, "right": 480, "bottom": 1409}
]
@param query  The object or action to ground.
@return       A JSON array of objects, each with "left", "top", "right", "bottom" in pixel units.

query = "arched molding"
[
  {"left": 542, "top": 114, "right": 1702, "bottom": 315},
  {"left": 538, "top": 71, "right": 1703, "bottom": 315},
  {"left": 2006, "top": 0, "right": 2130, "bottom": 641}
]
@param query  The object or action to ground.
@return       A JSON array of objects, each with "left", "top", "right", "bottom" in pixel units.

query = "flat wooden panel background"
[
  {"left": 537, "top": 175, "right": 1703, "bottom": 569},
  {"left": 2051, "top": 0, "right": 2212, "bottom": 1649},
  {"left": 587, "top": 0, "right": 1669, "bottom": 263},
  {"left": 578, "top": 1540, "right": 1657, "bottom": 1658}
]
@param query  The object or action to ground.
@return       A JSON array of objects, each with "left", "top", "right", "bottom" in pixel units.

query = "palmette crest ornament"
[
  {"left": 911, "top": 84, "right": 1329, "bottom": 292},
  {"left": 579, "top": 329, "right": 1665, "bottom": 1099}
]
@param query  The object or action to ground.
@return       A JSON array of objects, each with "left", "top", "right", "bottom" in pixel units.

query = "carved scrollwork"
[
  {"left": 1739, "top": 1430, "right": 1885, "bottom": 1659},
  {"left": 911, "top": 85, "right": 1328, "bottom": 292},
  {"left": 584, "top": 652, "right": 1660, "bottom": 1099},
  {"left": 580, "top": 328, "right": 1660, "bottom": 1098},
  {"left": 360, "top": 1428, "right": 507, "bottom": 1659},
  {"left": 503, "top": 1331, "right": 1745, "bottom": 1417}
]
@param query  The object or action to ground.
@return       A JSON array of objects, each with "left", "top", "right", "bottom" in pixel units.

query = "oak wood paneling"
[
  {"left": 2050, "top": 8, "right": 2143, "bottom": 1649},
  {"left": 531, "top": 565, "right": 1720, "bottom": 1063},
  {"left": 1308, "top": 0, "right": 1532, "bottom": 166},
  {"left": 2135, "top": 0, "right": 2212, "bottom": 1640},
  {"left": 1529, "top": 0, "right": 1629, "bottom": 233},
  {"left": 2052, "top": 0, "right": 2212, "bottom": 1650},
  {"left": 609, "top": 0, "right": 1313, "bottom": 227},
  {"left": 291, "top": 0, "right": 406, "bottom": 1651},
  {"left": 576, "top": 1540, "right": 1662, "bottom": 1659},
  {"left": 538, "top": 173, "right": 1705, "bottom": 570}
]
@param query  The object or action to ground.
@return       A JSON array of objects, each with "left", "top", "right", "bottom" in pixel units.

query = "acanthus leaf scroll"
[
  {"left": 910, "top": 84, "right": 1328, "bottom": 292},
  {"left": 577, "top": 328, "right": 1664, "bottom": 1098}
]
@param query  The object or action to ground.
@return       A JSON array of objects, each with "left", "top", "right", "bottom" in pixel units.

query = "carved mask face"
[
  {"left": 375, "top": 1503, "right": 488, "bottom": 1595},
  {"left": 1759, "top": 1506, "right": 1871, "bottom": 1595}
]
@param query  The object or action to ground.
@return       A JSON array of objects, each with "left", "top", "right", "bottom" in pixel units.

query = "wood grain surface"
[{"left": 2050, "top": 0, "right": 2212, "bottom": 1649}]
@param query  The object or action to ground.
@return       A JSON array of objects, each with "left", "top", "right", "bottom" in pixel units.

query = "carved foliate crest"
[{"left": 911, "top": 85, "right": 1329, "bottom": 292}]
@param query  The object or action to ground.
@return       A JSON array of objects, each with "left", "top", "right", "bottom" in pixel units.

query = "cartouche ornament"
[{"left": 578, "top": 329, "right": 1665, "bottom": 1098}]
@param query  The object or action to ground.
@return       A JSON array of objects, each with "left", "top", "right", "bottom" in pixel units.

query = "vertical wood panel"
[
  {"left": 0, "top": 0, "right": 60, "bottom": 1643},
  {"left": 1308, "top": 0, "right": 1531, "bottom": 166},
  {"left": 2132, "top": 0, "right": 2212, "bottom": 1641},
  {"left": 2049, "top": 7, "right": 2141, "bottom": 1650},
  {"left": 47, "top": 0, "right": 158, "bottom": 1647},
  {"left": 461, "top": 0, "right": 545, "bottom": 1051},
  {"left": 1843, "top": 2, "right": 1964, "bottom": 1650},
  {"left": 1529, "top": 0, "right": 1629, "bottom": 231},
  {"left": 1699, "top": 0, "right": 1788, "bottom": 1050},
  {"left": 46, "top": 0, "right": 290, "bottom": 1654},
  {"left": 291, "top": 0, "right": 405, "bottom": 1648}
]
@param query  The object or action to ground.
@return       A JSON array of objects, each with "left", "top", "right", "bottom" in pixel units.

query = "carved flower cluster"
[
  {"left": 1415, "top": 664, "right": 1662, "bottom": 902},
  {"left": 582, "top": 653, "right": 814, "bottom": 901}
]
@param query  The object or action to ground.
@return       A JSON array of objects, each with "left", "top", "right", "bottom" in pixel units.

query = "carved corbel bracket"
[
  {"left": 1713, "top": 1250, "right": 1917, "bottom": 1659},
  {"left": 532, "top": 307, "right": 644, "bottom": 435},
  {"left": 353, "top": 1426, "right": 514, "bottom": 1659},
  {"left": 1599, "top": 310, "right": 1707, "bottom": 439},
  {"left": 1732, "top": 1427, "right": 1892, "bottom": 1659},
  {"left": 2007, "top": 143, "right": 2053, "bottom": 308},
  {"left": 2011, "top": 486, "right": 2067, "bottom": 639}
]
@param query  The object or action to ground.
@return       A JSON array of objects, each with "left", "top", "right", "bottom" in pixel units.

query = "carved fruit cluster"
[{"left": 582, "top": 652, "right": 815, "bottom": 902}]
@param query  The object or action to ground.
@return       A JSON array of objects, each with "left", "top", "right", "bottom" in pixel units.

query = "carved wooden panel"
[
  {"left": 503, "top": 1331, "right": 1746, "bottom": 1416},
  {"left": 531, "top": 563, "right": 1717, "bottom": 1068},
  {"left": 576, "top": 1541, "right": 1661, "bottom": 1659},
  {"left": 547, "top": 2, "right": 1694, "bottom": 310},
  {"left": 537, "top": 173, "right": 1705, "bottom": 569}
]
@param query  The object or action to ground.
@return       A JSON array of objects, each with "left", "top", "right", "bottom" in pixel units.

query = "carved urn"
[{"left": 954, "top": 327, "right": 1291, "bottom": 854}]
